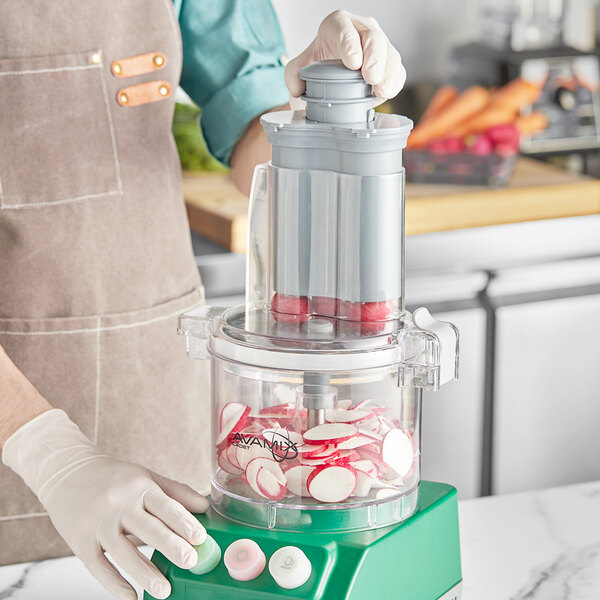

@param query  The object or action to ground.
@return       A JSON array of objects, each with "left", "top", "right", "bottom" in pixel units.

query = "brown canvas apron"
[{"left": 0, "top": 0, "right": 211, "bottom": 564}]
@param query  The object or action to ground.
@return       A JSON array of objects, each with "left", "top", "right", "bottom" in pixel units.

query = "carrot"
[
  {"left": 515, "top": 111, "right": 549, "bottom": 135},
  {"left": 488, "top": 78, "right": 542, "bottom": 112},
  {"left": 407, "top": 86, "right": 490, "bottom": 149},
  {"left": 454, "top": 106, "right": 518, "bottom": 137},
  {"left": 420, "top": 86, "right": 458, "bottom": 123},
  {"left": 454, "top": 79, "right": 543, "bottom": 137}
]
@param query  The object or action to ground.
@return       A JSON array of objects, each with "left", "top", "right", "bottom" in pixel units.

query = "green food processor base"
[{"left": 145, "top": 481, "right": 462, "bottom": 600}]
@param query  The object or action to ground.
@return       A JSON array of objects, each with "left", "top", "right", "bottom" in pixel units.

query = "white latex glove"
[
  {"left": 2, "top": 409, "right": 209, "bottom": 600},
  {"left": 285, "top": 9, "right": 406, "bottom": 100}
]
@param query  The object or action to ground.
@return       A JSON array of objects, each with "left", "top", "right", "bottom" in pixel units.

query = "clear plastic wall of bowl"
[
  {"left": 246, "top": 163, "right": 405, "bottom": 325},
  {"left": 210, "top": 355, "right": 421, "bottom": 532}
]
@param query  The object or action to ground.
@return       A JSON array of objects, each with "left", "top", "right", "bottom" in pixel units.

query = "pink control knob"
[{"left": 224, "top": 539, "right": 266, "bottom": 582}]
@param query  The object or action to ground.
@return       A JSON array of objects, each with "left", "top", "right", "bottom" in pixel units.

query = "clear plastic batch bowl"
[{"left": 179, "top": 305, "right": 451, "bottom": 533}]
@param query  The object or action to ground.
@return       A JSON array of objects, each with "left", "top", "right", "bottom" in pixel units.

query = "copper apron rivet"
[
  {"left": 91, "top": 52, "right": 101, "bottom": 64},
  {"left": 119, "top": 92, "right": 129, "bottom": 104},
  {"left": 153, "top": 55, "right": 164, "bottom": 66},
  {"left": 159, "top": 85, "right": 169, "bottom": 96},
  {"left": 113, "top": 63, "right": 122, "bottom": 75}
]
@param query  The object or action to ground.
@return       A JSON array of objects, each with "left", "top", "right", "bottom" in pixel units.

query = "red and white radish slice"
[
  {"left": 337, "top": 399, "right": 353, "bottom": 410},
  {"left": 245, "top": 458, "right": 286, "bottom": 500},
  {"left": 296, "top": 443, "right": 327, "bottom": 456},
  {"left": 354, "top": 470, "right": 376, "bottom": 497},
  {"left": 305, "top": 444, "right": 338, "bottom": 459},
  {"left": 256, "top": 467, "right": 287, "bottom": 501},
  {"left": 377, "top": 417, "right": 393, "bottom": 436},
  {"left": 220, "top": 402, "right": 247, "bottom": 430},
  {"left": 285, "top": 465, "right": 314, "bottom": 497},
  {"left": 358, "top": 426, "right": 382, "bottom": 441},
  {"left": 325, "top": 408, "right": 371, "bottom": 424},
  {"left": 336, "top": 435, "right": 373, "bottom": 450},
  {"left": 236, "top": 444, "right": 274, "bottom": 470},
  {"left": 360, "top": 415, "right": 382, "bottom": 434},
  {"left": 218, "top": 450, "right": 244, "bottom": 476},
  {"left": 350, "top": 459, "right": 379, "bottom": 478},
  {"left": 352, "top": 399, "right": 373, "bottom": 411},
  {"left": 381, "top": 428, "right": 414, "bottom": 478},
  {"left": 262, "top": 428, "right": 303, "bottom": 446},
  {"left": 358, "top": 447, "right": 390, "bottom": 476},
  {"left": 306, "top": 465, "right": 357, "bottom": 503},
  {"left": 216, "top": 405, "right": 250, "bottom": 449},
  {"left": 303, "top": 423, "right": 358, "bottom": 446},
  {"left": 299, "top": 451, "right": 340, "bottom": 466},
  {"left": 259, "top": 402, "right": 294, "bottom": 416},
  {"left": 226, "top": 443, "right": 242, "bottom": 470},
  {"left": 336, "top": 449, "right": 361, "bottom": 462}
]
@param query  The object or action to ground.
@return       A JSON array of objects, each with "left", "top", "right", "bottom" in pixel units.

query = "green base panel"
[{"left": 145, "top": 481, "right": 462, "bottom": 600}]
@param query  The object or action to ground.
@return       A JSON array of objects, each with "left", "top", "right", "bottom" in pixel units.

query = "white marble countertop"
[{"left": 2, "top": 481, "right": 599, "bottom": 599}]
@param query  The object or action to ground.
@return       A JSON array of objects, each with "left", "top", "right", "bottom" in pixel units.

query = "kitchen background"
[{"left": 180, "top": 0, "right": 600, "bottom": 502}]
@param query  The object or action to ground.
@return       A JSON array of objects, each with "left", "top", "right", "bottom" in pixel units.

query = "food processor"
[{"left": 145, "top": 60, "right": 462, "bottom": 600}]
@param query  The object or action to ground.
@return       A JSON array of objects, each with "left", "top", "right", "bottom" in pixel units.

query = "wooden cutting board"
[{"left": 183, "top": 157, "right": 600, "bottom": 253}]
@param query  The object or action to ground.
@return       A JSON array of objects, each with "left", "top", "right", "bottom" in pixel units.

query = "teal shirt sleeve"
[{"left": 177, "top": 0, "right": 289, "bottom": 166}]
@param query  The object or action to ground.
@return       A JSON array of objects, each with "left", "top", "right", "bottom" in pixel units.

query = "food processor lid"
[
  {"left": 209, "top": 305, "right": 403, "bottom": 371},
  {"left": 179, "top": 305, "right": 454, "bottom": 385}
]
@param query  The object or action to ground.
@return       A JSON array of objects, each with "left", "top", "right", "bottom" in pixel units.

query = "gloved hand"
[
  {"left": 285, "top": 9, "right": 406, "bottom": 101},
  {"left": 2, "top": 409, "right": 208, "bottom": 600}
]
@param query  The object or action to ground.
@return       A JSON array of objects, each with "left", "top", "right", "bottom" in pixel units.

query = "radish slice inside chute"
[
  {"left": 303, "top": 423, "right": 358, "bottom": 445},
  {"left": 381, "top": 428, "right": 414, "bottom": 478},
  {"left": 306, "top": 465, "right": 357, "bottom": 503}
]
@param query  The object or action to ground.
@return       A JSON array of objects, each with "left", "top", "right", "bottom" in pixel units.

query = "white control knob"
[{"left": 268, "top": 546, "right": 312, "bottom": 589}]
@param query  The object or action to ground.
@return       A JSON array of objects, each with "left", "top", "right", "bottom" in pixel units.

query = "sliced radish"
[
  {"left": 305, "top": 444, "right": 338, "bottom": 459},
  {"left": 336, "top": 435, "right": 373, "bottom": 450},
  {"left": 236, "top": 444, "right": 274, "bottom": 470},
  {"left": 352, "top": 399, "right": 373, "bottom": 411},
  {"left": 256, "top": 467, "right": 287, "bottom": 500},
  {"left": 216, "top": 405, "right": 250, "bottom": 449},
  {"left": 299, "top": 452, "right": 340, "bottom": 466},
  {"left": 354, "top": 470, "right": 376, "bottom": 497},
  {"left": 358, "top": 448, "right": 390, "bottom": 476},
  {"left": 218, "top": 450, "right": 243, "bottom": 476},
  {"left": 378, "top": 417, "right": 392, "bottom": 436},
  {"left": 226, "top": 443, "right": 242, "bottom": 469},
  {"left": 246, "top": 458, "right": 286, "bottom": 500},
  {"left": 381, "top": 429, "right": 414, "bottom": 478},
  {"left": 297, "top": 443, "right": 327, "bottom": 456},
  {"left": 335, "top": 449, "right": 361, "bottom": 463},
  {"left": 220, "top": 402, "right": 247, "bottom": 431},
  {"left": 337, "top": 399, "right": 353, "bottom": 410},
  {"left": 285, "top": 465, "right": 314, "bottom": 496},
  {"left": 325, "top": 408, "right": 371, "bottom": 424},
  {"left": 360, "top": 415, "right": 382, "bottom": 434},
  {"left": 307, "top": 465, "right": 357, "bottom": 503},
  {"left": 350, "top": 459, "right": 379, "bottom": 478},
  {"left": 358, "top": 426, "right": 382, "bottom": 441},
  {"left": 303, "top": 423, "right": 358, "bottom": 446},
  {"left": 262, "top": 428, "right": 303, "bottom": 446},
  {"left": 259, "top": 402, "right": 294, "bottom": 416}
]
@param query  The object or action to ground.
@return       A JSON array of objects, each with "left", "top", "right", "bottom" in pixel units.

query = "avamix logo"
[{"left": 232, "top": 429, "right": 299, "bottom": 462}]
